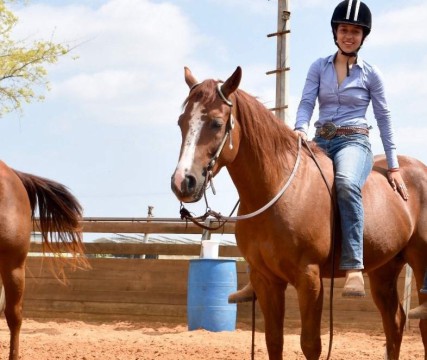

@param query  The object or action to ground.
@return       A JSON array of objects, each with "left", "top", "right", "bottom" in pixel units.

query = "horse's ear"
[
  {"left": 184, "top": 66, "right": 199, "bottom": 89},
  {"left": 221, "top": 66, "right": 242, "bottom": 98}
]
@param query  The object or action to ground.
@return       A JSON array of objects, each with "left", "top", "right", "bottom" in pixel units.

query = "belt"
[{"left": 315, "top": 122, "right": 369, "bottom": 140}]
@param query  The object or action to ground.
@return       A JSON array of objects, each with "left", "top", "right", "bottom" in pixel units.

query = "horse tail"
[{"left": 13, "top": 169, "right": 89, "bottom": 272}]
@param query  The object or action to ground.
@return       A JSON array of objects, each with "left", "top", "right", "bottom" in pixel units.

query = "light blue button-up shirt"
[{"left": 295, "top": 53, "right": 398, "bottom": 169}]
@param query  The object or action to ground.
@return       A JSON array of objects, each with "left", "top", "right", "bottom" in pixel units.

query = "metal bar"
[
  {"left": 82, "top": 217, "right": 187, "bottom": 222},
  {"left": 32, "top": 218, "right": 236, "bottom": 234}
]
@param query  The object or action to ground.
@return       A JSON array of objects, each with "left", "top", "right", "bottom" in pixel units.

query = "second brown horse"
[{"left": 0, "top": 162, "right": 87, "bottom": 360}]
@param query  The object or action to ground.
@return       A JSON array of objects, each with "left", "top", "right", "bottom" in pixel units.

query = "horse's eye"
[{"left": 210, "top": 118, "right": 223, "bottom": 130}]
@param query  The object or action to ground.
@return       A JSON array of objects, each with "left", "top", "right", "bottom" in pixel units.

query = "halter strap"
[
  {"left": 206, "top": 115, "right": 235, "bottom": 171},
  {"left": 216, "top": 83, "right": 233, "bottom": 107},
  {"left": 206, "top": 84, "right": 235, "bottom": 170},
  {"left": 189, "top": 82, "right": 201, "bottom": 92}
]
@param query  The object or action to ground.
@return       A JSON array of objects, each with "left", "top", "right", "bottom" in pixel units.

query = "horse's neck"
[
  {"left": 226, "top": 130, "right": 298, "bottom": 208},
  {"left": 226, "top": 120, "right": 334, "bottom": 213}
]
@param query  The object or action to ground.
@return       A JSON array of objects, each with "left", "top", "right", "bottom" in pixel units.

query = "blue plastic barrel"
[{"left": 187, "top": 258, "right": 237, "bottom": 331}]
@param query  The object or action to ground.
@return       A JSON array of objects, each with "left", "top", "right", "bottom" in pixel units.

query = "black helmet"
[{"left": 331, "top": 0, "right": 372, "bottom": 38}]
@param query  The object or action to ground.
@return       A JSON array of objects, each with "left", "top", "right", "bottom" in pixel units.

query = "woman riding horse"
[{"left": 229, "top": 0, "right": 409, "bottom": 303}]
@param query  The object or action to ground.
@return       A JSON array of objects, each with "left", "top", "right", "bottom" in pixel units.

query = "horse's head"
[{"left": 171, "top": 66, "right": 242, "bottom": 203}]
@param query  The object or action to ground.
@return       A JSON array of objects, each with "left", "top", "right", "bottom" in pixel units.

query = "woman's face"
[{"left": 336, "top": 23, "right": 364, "bottom": 53}]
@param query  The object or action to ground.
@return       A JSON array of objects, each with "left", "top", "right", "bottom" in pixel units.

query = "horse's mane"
[{"left": 233, "top": 88, "right": 297, "bottom": 169}]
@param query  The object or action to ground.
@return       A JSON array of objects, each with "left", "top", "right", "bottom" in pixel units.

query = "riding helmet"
[{"left": 331, "top": 0, "right": 372, "bottom": 39}]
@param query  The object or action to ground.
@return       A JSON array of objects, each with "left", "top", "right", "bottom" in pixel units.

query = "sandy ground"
[{"left": 0, "top": 319, "right": 424, "bottom": 359}]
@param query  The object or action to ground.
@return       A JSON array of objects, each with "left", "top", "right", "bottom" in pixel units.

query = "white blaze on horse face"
[{"left": 174, "top": 102, "right": 205, "bottom": 185}]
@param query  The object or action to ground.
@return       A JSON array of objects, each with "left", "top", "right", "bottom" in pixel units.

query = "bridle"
[{"left": 180, "top": 82, "right": 303, "bottom": 230}]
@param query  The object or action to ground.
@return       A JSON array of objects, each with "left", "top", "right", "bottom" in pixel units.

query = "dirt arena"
[{"left": 0, "top": 319, "right": 424, "bottom": 359}]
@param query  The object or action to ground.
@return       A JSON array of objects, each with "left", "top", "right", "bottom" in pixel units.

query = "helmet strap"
[{"left": 335, "top": 41, "right": 359, "bottom": 76}]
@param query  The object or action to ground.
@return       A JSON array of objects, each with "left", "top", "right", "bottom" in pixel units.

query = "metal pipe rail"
[{"left": 33, "top": 217, "right": 236, "bottom": 234}]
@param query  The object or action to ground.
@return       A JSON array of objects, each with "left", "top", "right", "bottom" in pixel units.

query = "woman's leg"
[
  {"left": 228, "top": 282, "right": 255, "bottom": 303},
  {"left": 333, "top": 141, "right": 373, "bottom": 271},
  {"left": 228, "top": 266, "right": 255, "bottom": 303},
  {"left": 315, "top": 134, "right": 373, "bottom": 297}
]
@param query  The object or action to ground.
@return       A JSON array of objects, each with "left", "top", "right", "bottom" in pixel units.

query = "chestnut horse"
[
  {"left": 0, "top": 163, "right": 87, "bottom": 360},
  {"left": 171, "top": 66, "right": 427, "bottom": 359}
]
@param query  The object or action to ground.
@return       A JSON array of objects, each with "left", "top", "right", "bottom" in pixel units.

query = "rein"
[
  {"left": 180, "top": 135, "right": 303, "bottom": 228},
  {"left": 302, "top": 138, "right": 336, "bottom": 360}
]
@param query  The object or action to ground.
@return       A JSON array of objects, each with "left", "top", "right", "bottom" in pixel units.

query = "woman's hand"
[
  {"left": 294, "top": 130, "right": 308, "bottom": 141},
  {"left": 387, "top": 169, "right": 409, "bottom": 200}
]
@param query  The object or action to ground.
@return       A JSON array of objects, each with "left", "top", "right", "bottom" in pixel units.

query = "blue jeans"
[{"left": 314, "top": 134, "right": 373, "bottom": 270}]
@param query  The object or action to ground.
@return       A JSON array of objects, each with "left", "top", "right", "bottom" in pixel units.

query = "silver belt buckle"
[{"left": 319, "top": 122, "right": 337, "bottom": 140}]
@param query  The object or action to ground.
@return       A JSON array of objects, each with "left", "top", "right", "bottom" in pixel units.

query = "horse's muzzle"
[{"left": 171, "top": 172, "right": 204, "bottom": 203}]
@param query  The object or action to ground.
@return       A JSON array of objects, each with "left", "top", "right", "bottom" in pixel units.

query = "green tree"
[{"left": 0, "top": 0, "right": 71, "bottom": 116}]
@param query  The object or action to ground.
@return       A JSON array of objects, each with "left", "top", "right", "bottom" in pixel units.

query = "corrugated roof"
[{"left": 93, "top": 234, "right": 237, "bottom": 246}]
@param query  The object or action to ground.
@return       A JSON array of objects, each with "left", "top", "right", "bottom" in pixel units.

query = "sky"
[{"left": 1, "top": 0, "right": 426, "bottom": 225}]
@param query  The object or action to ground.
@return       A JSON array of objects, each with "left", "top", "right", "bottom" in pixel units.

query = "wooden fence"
[{"left": 22, "top": 218, "right": 418, "bottom": 331}]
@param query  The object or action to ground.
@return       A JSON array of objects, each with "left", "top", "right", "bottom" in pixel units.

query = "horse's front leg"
[
  {"left": 251, "top": 271, "right": 286, "bottom": 360},
  {"left": 295, "top": 264, "right": 323, "bottom": 360}
]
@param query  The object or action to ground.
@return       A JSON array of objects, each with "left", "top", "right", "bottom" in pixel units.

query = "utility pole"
[{"left": 267, "top": 0, "right": 290, "bottom": 124}]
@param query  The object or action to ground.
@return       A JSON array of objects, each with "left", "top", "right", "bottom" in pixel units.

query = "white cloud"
[
  {"left": 370, "top": 125, "right": 427, "bottom": 161},
  {"left": 368, "top": 3, "right": 427, "bottom": 47},
  {"left": 210, "top": 0, "right": 276, "bottom": 14},
  {"left": 385, "top": 66, "right": 427, "bottom": 98},
  {"left": 292, "top": 0, "right": 333, "bottom": 9},
  {"left": 56, "top": 71, "right": 148, "bottom": 101},
  {"left": 14, "top": 0, "right": 198, "bottom": 69},
  {"left": 395, "top": 126, "right": 427, "bottom": 146},
  {"left": 10, "top": 0, "right": 202, "bottom": 125}
]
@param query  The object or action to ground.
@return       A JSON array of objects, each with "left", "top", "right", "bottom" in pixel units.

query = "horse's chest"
[{"left": 235, "top": 224, "right": 296, "bottom": 261}]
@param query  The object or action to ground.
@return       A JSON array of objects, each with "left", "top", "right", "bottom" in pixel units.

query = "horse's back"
[
  {"left": 362, "top": 154, "right": 427, "bottom": 268},
  {"left": 371, "top": 154, "right": 427, "bottom": 199}
]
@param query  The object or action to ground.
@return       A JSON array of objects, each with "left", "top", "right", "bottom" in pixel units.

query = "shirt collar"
[{"left": 328, "top": 52, "right": 365, "bottom": 69}]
